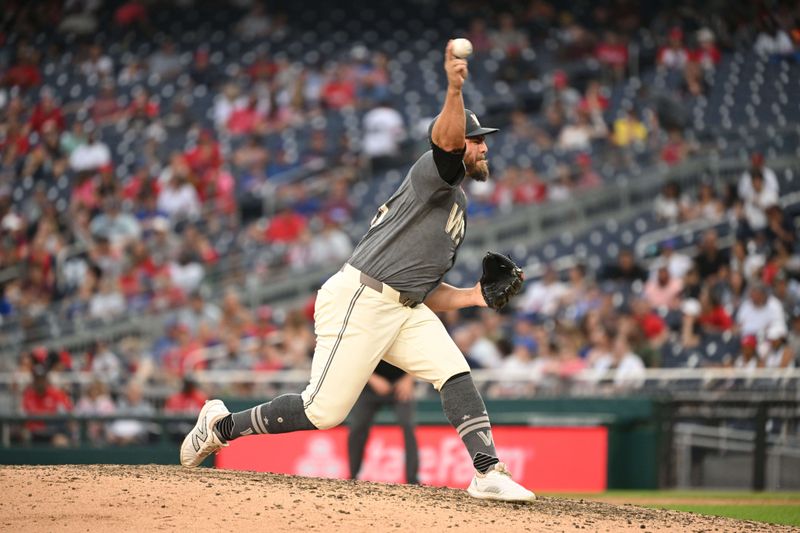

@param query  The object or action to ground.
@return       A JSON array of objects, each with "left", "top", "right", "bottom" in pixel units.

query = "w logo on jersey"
[{"left": 445, "top": 203, "right": 465, "bottom": 246}]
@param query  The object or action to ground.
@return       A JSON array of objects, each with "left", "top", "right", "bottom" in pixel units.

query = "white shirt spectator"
[
  {"left": 81, "top": 55, "right": 113, "bottom": 78},
  {"left": 518, "top": 276, "right": 569, "bottom": 317},
  {"left": 168, "top": 260, "right": 205, "bottom": 294},
  {"left": 158, "top": 182, "right": 201, "bottom": 220},
  {"left": 362, "top": 106, "right": 405, "bottom": 158},
  {"left": 651, "top": 251, "right": 693, "bottom": 280},
  {"left": 738, "top": 168, "right": 779, "bottom": 200},
  {"left": 469, "top": 335, "right": 503, "bottom": 369},
  {"left": 69, "top": 140, "right": 111, "bottom": 172},
  {"left": 89, "top": 288, "right": 126, "bottom": 319},
  {"left": 754, "top": 30, "right": 794, "bottom": 57},
  {"left": 737, "top": 295, "right": 786, "bottom": 336},
  {"left": 310, "top": 227, "right": 353, "bottom": 265},
  {"left": 592, "top": 352, "right": 646, "bottom": 388},
  {"left": 744, "top": 187, "right": 779, "bottom": 230},
  {"left": 90, "top": 348, "right": 123, "bottom": 383},
  {"left": 213, "top": 92, "right": 247, "bottom": 131},
  {"left": 89, "top": 212, "right": 141, "bottom": 247}
]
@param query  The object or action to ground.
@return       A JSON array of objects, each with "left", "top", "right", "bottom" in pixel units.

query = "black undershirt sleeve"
[{"left": 430, "top": 139, "right": 466, "bottom": 185}]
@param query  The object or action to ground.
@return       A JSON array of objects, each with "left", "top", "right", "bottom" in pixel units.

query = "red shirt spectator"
[
  {"left": 595, "top": 34, "right": 628, "bottom": 71},
  {"left": 264, "top": 209, "right": 307, "bottom": 243},
  {"left": 29, "top": 98, "right": 66, "bottom": 133},
  {"left": 184, "top": 132, "right": 222, "bottom": 179},
  {"left": 22, "top": 371, "right": 73, "bottom": 434},
  {"left": 3, "top": 61, "right": 42, "bottom": 89},
  {"left": 114, "top": 1, "right": 148, "bottom": 26},
  {"left": 698, "top": 306, "right": 733, "bottom": 331},
  {"left": 321, "top": 73, "right": 356, "bottom": 110},
  {"left": 513, "top": 178, "right": 547, "bottom": 204},
  {"left": 638, "top": 311, "right": 667, "bottom": 340},
  {"left": 127, "top": 91, "right": 159, "bottom": 120},
  {"left": 227, "top": 104, "right": 263, "bottom": 136},
  {"left": 164, "top": 382, "right": 208, "bottom": 413}
]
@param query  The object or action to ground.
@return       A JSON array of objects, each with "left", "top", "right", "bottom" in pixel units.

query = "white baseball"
[{"left": 451, "top": 38, "right": 473, "bottom": 59}]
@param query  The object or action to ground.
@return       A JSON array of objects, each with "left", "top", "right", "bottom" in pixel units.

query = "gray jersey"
[{"left": 348, "top": 150, "right": 467, "bottom": 299}]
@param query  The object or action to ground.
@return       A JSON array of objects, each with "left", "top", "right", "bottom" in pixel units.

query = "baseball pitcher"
[{"left": 181, "top": 40, "right": 533, "bottom": 502}]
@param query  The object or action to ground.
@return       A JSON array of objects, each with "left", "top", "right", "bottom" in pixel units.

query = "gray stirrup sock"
[
  {"left": 215, "top": 394, "right": 317, "bottom": 441},
  {"left": 440, "top": 372, "right": 500, "bottom": 474}
]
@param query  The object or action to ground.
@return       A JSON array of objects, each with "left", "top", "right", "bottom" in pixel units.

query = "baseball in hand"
[{"left": 451, "top": 38, "right": 473, "bottom": 59}]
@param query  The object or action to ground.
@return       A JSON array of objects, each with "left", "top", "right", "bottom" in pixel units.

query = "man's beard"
[{"left": 466, "top": 159, "right": 489, "bottom": 182}]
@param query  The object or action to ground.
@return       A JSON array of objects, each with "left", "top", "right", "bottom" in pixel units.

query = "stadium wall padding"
[{"left": 1, "top": 397, "right": 659, "bottom": 489}]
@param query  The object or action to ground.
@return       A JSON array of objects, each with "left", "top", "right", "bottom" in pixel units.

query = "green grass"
[
  {"left": 548, "top": 490, "right": 800, "bottom": 527},
  {"left": 640, "top": 504, "right": 800, "bottom": 527}
]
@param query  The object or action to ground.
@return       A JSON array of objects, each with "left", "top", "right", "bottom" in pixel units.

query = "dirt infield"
[{"left": 0, "top": 465, "right": 795, "bottom": 532}]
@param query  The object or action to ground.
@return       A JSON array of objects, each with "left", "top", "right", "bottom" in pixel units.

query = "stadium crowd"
[{"left": 2, "top": 0, "right": 799, "bottom": 445}]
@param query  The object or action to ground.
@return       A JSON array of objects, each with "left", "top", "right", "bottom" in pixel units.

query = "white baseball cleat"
[
  {"left": 180, "top": 399, "right": 230, "bottom": 468},
  {"left": 467, "top": 462, "right": 537, "bottom": 502}
]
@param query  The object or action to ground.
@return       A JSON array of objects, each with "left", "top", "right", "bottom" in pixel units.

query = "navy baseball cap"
[{"left": 428, "top": 109, "right": 499, "bottom": 139}]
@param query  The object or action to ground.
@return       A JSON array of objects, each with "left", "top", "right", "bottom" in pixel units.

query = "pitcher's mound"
[{"left": 0, "top": 465, "right": 789, "bottom": 532}]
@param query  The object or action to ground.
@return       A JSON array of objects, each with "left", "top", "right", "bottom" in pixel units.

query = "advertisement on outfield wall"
[{"left": 216, "top": 425, "right": 608, "bottom": 492}]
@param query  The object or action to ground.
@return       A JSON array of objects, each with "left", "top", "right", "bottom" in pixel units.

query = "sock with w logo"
[{"left": 440, "top": 372, "right": 500, "bottom": 474}]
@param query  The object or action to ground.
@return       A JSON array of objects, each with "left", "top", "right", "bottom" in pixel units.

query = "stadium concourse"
[{"left": 0, "top": 0, "right": 798, "bottom": 450}]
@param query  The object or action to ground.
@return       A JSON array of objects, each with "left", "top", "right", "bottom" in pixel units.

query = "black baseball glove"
[{"left": 480, "top": 252, "right": 524, "bottom": 310}]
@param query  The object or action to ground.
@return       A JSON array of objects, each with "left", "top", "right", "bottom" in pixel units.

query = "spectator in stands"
[
  {"left": 590, "top": 332, "right": 646, "bottom": 390},
  {"left": 654, "top": 181, "right": 690, "bottom": 224},
  {"left": 165, "top": 376, "right": 208, "bottom": 415},
  {"left": 762, "top": 322, "right": 795, "bottom": 368},
  {"left": 741, "top": 170, "right": 779, "bottom": 235},
  {"left": 148, "top": 40, "right": 182, "bottom": 80},
  {"left": 542, "top": 70, "right": 581, "bottom": 118},
  {"left": 600, "top": 249, "right": 647, "bottom": 284},
  {"left": 157, "top": 171, "right": 202, "bottom": 221},
  {"left": 611, "top": 107, "right": 647, "bottom": 149},
  {"left": 754, "top": 19, "right": 795, "bottom": 59},
  {"left": 557, "top": 108, "right": 607, "bottom": 152},
  {"left": 490, "top": 13, "right": 529, "bottom": 55},
  {"left": 644, "top": 266, "right": 683, "bottom": 310},
  {"left": 690, "top": 28, "right": 721, "bottom": 72},
  {"left": 660, "top": 129, "right": 692, "bottom": 166},
  {"left": 466, "top": 18, "right": 492, "bottom": 54},
  {"left": 107, "top": 381, "right": 155, "bottom": 445},
  {"left": 731, "top": 334, "right": 761, "bottom": 369},
  {"left": 88, "top": 340, "right": 124, "bottom": 385},
  {"left": 595, "top": 31, "right": 628, "bottom": 81},
  {"left": 651, "top": 240, "right": 693, "bottom": 280},
  {"left": 739, "top": 152, "right": 779, "bottom": 200},
  {"left": 179, "top": 289, "right": 222, "bottom": 334},
  {"left": 736, "top": 283, "right": 786, "bottom": 336},
  {"left": 69, "top": 128, "right": 111, "bottom": 173},
  {"left": 90, "top": 196, "right": 141, "bottom": 249},
  {"left": 210, "top": 334, "right": 256, "bottom": 371},
  {"left": 264, "top": 205, "right": 306, "bottom": 244},
  {"left": 75, "top": 379, "right": 115, "bottom": 444},
  {"left": 80, "top": 44, "right": 114, "bottom": 80},
  {"left": 518, "top": 265, "right": 568, "bottom": 318},
  {"left": 657, "top": 27, "right": 689, "bottom": 73},
  {"left": 689, "top": 183, "right": 725, "bottom": 222},
  {"left": 694, "top": 229, "right": 729, "bottom": 281},
  {"left": 362, "top": 100, "right": 405, "bottom": 170},
  {"left": 89, "top": 276, "right": 127, "bottom": 320},
  {"left": 237, "top": 3, "right": 272, "bottom": 40},
  {"left": 309, "top": 218, "right": 353, "bottom": 266},
  {"left": 321, "top": 65, "right": 356, "bottom": 110},
  {"left": 21, "top": 365, "right": 72, "bottom": 445},
  {"left": 765, "top": 205, "right": 795, "bottom": 251},
  {"left": 697, "top": 286, "right": 734, "bottom": 333},
  {"left": 2, "top": 45, "right": 42, "bottom": 89},
  {"left": 29, "top": 89, "right": 66, "bottom": 133}
]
